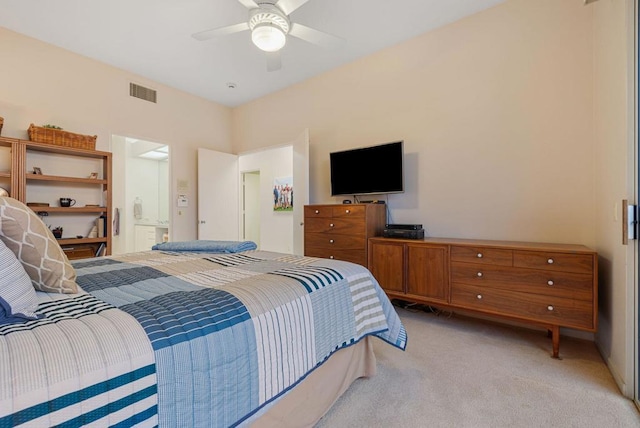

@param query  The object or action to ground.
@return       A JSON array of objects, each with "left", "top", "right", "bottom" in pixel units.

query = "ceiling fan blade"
[
  {"left": 237, "top": 0, "right": 259, "bottom": 9},
  {"left": 266, "top": 51, "right": 282, "bottom": 72},
  {"left": 288, "top": 23, "right": 343, "bottom": 49},
  {"left": 192, "top": 22, "right": 249, "bottom": 41},
  {"left": 276, "top": 0, "right": 311, "bottom": 15}
]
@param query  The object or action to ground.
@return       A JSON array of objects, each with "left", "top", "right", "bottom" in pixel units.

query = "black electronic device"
[
  {"left": 385, "top": 223, "right": 422, "bottom": 230},
  {"left": 382, "top": 228, "right": 425, "bottom": 239},
  {"left": 342, "top": 199, "right": 352, "bottom": 204},
  {"left": 330, "top": 141, "right": 404, "bottom": 196}
]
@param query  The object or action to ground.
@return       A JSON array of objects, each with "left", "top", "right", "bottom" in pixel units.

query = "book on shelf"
[
  {"left": 96, "top": 215, "right": 106, "bottom": 238},
  {"left": 95, "top": 242, "right": 106, "bottom": 257}
]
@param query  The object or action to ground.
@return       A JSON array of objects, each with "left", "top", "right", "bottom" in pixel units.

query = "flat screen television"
[{"left": 330, "top": 141, "right": 404, "bottom": 196}]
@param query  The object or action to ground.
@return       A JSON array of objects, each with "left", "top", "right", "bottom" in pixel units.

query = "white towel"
[{"left": 134, "top": 202, "right": 142, "bottom": 220}]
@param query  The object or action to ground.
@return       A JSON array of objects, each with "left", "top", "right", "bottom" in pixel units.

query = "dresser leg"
[{"left": 550, "top": 325, "right": 560, "bottom": 359}]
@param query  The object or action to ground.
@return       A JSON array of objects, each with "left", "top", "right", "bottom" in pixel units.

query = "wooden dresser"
[
  {"left": 368, "top": 237, "right": 597, "bottom": 358},
  {"left": 304, "top": 204, "right": 386, "bottom": 267}
]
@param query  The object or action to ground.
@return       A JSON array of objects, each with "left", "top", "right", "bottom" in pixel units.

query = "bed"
[{"left": 0, "top": 197, "right": 406, "bottom": 428}]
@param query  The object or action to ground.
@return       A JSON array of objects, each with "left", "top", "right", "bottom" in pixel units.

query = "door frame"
[{"left": 634, "top": 0, "right": 640, "bottom": 410}]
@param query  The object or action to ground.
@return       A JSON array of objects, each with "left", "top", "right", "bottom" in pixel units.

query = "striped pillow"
[
  {"left": 0, "top": 197, "right": 78, "bottom": 293},
  {"left": 0, "top": 238, "right": 40, "bottom": 323}
]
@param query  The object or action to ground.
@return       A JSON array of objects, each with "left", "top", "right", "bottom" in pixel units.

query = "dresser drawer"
[
  {"left": 513, "top": 251, "right": 593, "bottom": 275},
  {"left": 304, "top": 248, "right": 366, "bottom": 266},
  {"left": 305, "top": 233, "right": 366, "bottom": 250},
  {"left": 304, "top": 217, "right": 366, "bottom": 236},
  {"left": 332, "top": 205, "right": 365, "bottom": 218},
  {"left": 450, "top": 283, "right": 594, "bottom": 330},
  {"left": 450, "top": 262, "right": 593, "bottom": 301},
  {"left": 304, "top": 205, "right": 333, "bottom": 218},
  {"left": 450, "top": 246, "right": 512, "bottom": 266}
]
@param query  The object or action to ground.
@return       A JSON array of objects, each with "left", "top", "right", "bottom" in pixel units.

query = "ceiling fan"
[{"left": 192, "top": 0, "right": 343, "bottom": 72}]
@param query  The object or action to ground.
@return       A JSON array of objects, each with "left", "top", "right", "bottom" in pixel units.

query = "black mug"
[{"left": 60, "top": 198, "right": 76, "bottom": 207}]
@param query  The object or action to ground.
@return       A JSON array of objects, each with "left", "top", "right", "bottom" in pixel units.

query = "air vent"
[{"left": 129, "top": 83, "right": 157, "bottom": 103}]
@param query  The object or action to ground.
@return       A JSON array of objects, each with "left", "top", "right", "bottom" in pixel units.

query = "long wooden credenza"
[{"left": 368, "top": 236, "right": 598, "bottom": 358}]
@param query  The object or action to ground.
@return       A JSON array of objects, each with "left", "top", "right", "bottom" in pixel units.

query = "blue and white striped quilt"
[
  {"left": 0, "top": 250, "right": 406, "bottom": 427},
  {"left": 0, "top": 292, "right": 158, "bottom": 427}
]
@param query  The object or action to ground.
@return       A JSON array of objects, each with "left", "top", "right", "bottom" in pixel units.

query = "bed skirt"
[{"left": 249, "top": 336, "right": 376, "bottom": 427}]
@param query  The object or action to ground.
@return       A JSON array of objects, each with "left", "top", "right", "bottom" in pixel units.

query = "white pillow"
[{"left": 0, "top": 238, "right": 40, "bottom": 323}]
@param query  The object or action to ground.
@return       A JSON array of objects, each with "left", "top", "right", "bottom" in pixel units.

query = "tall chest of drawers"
[
  {"left": 304, "top": 204, "right": 386, "bottom": 267},
  {"left": 368, "top": 237, "right": 597, "bottom": 358}
]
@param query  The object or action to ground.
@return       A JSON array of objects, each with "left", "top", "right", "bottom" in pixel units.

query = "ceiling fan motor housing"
[{"left": 249, "top": 4, "right": 290, "bottom": 35}]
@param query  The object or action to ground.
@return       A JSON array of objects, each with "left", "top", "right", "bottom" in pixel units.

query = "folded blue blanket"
[{"left": 151, "top": 240, "right": 257, "bottom": 253}]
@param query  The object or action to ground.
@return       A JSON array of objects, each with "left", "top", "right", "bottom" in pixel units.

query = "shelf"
[
  {"left": 23, "top": 140, "right": 110, "bottom": 158},
  {"left": 3, "top": 136, "right": 112, "bottom": 258},
  {"left": 26, "top": 174, "right": 106, "bottom": 184},
  {"left": 30, "top": 206, "right": 107, "bottom": 214}
]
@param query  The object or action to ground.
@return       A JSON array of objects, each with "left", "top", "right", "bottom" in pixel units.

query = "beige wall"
[
  {"left": 234, "top": 0, "right": 638, "bottom": 397},
  {"left": 0, "top": 27, "right": 233, "bottom": 241},
  {"left": 232, "top": 0, "right": 596, "bottom": 246},
  {"left": 593, "top": 0, "right": 634, "bottom": 397}
]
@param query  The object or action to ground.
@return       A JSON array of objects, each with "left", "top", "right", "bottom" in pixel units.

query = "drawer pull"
[
  {"left": 345, "top": 209, "right": 350, "bottom": 214},
  {"left": 547, "top": 258, "right": 554, "bottom": 264},
  {"left": 477, "top": 253, "right": 483, "bottom": 258},
  {"left": 329, "top": 223, "right": 334, "bottom": 227},
  {"left": 329, "top": 239, "right": 334, "bottom": 244},
  {"left": 314, "top": 210, "right": 319, "bottom": 214},
  {"left": 476, "top": 294, "right": 483, "bottom": 300},
  {"left": 547, "top": 305, "right": 554, "bottom": 311},
  {"left": 329, "top": 256, "right": 334, "bottom": 259},
  {"left": 547, "top": 280, "right": 554, "bottom": 286},
  {"left": 477, "top": 272, "right": 483, "bottom": 277}
]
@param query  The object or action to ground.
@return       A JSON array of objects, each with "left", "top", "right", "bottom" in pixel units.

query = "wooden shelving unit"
[{"left": 0, "top": 136, "right": 112, "bottom": 258}]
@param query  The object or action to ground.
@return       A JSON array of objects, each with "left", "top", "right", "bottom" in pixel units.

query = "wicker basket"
[{"left": 28, "top": 123, "right": 96, "bottom": 150}]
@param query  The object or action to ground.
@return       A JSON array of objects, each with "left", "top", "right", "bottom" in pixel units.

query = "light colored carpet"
[{"left": 316, "top": 306, "right": 640, "bottom": 427}]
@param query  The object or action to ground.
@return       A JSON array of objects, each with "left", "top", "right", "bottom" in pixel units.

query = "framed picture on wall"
[{"left": 273, "top": 176, "right": 293, "bottom": 212}]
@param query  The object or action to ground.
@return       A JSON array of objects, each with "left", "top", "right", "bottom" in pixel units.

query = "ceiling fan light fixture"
[{"left": 252, "top": 23, "right": 286, "bottom": 52}]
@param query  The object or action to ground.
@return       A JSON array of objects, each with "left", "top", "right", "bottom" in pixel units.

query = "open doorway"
[
  {"left": 242, "top": 171, "right": 260, "bottom": 246},
  {"left": 112, "top": 135, "right": 170, "bottom": 255}
]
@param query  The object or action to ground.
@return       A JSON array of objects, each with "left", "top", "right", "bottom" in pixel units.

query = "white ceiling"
[{"left": 0, "top": 0, "right": 506, "bottom": 107}]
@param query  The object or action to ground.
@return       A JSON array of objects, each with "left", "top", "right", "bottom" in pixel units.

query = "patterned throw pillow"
[
  {"left": 0, "top": 197, "right": 78, "bottom": 293},
  {"left": 0, "top": 238, "right": 40, "bottom": 323}
]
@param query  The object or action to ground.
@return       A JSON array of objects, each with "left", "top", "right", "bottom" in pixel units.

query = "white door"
[
  {"left": 197, "top": 148, "right": 239, "bottom": 240},
  {"left": 292, "top": 129, "right": 309, "bottom": 255}
]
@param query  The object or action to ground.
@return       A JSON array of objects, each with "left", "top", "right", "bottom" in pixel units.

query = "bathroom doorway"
[{"left": 111, "top": 135, "right": 170, "bottom": 254}]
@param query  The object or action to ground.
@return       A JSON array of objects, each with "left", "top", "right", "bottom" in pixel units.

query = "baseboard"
[{"left": 595, "top": 340, "right": 631, "bottom": 398}]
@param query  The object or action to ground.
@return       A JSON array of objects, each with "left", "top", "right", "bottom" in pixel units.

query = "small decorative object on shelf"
[
  {"left": 28, "top": 123, "right": 97, "bottom": 150},
  {"left": 0, "top": 117, "right": 3, "bottom": 135},
  {"left": 89, "top": 172, "right": 98, "bottom": 179},
  {"left": 59, "top": 197, "right": 76, "bottom": 207},
  {"left": 33, "top": 167, "right": 42, "bottom": 175},
  {"left": 50, "top": 226, "right": 63, "bottom": 239}
]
